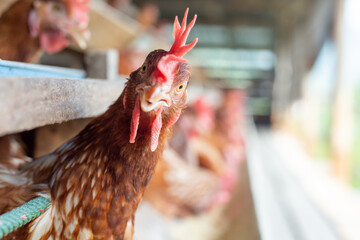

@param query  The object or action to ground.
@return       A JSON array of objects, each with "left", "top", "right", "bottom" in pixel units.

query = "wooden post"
[
  {"left": 85, "top": 49, "right": 119, "bottom": 80},
  {"left": 331, "top": 0, "right": 352, "bottom": 182}
]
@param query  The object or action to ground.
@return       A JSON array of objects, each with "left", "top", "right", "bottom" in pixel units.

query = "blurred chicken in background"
[
  {"left": 211, "top": 89, "right": 246, "bottom": 193},
  {"left": 0, "top": 0, "right": 90, "bottom": 63},
  {"left": 0, "top": 135, "right": 31, "bottom": 170},
  {"left": 0, "top": 0, "right": 90, "bottom": 169},
  {"left": 144, "top": 147, "right": 221, "bottom": 218},
  {"left": 144, "top": 90, "right": 246, "bottom": 218}
]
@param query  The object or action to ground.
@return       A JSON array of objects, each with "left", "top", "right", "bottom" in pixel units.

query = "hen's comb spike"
[
  {"left": 69, "top": 0, "right": 90, "bottom": 11},
  {"left": 169, "top": 8, "right": 198, "bottom": 58},
  {"left": 173, "top": 16, "right": 180, "bottom": 39},
  {"left": 180, "top": 8, "right": 188, "bottom": 35}
]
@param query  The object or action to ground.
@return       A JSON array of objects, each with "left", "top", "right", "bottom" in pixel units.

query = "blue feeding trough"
[{"left": 0, "top": 60, "right": 86, "bottom": 79}]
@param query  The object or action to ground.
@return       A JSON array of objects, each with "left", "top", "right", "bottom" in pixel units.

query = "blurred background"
[{"left": 1, "top": 0, "right": 360, "bottom": 239}]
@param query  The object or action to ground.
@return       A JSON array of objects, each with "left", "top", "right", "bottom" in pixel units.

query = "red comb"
[
  {"left": 154, "top": 8, "right": 197, "bottom": 86},
  {"left": 169, "top": 8, "right": 198, "bottom": 57}
]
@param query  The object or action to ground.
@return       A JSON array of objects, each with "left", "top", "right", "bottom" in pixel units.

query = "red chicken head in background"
[
  {"left": 123, "top": 8, "right": 198, "bottom": 152},
  {"left": 28, "top": 0, "right": 90, "bottom": 54}
]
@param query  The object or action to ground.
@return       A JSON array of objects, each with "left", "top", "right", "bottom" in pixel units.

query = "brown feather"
[{"left": 0, "top": 135, "right": 30, "bottom": 170}]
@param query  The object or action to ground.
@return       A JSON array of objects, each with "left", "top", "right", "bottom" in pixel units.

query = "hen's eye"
[
  {"left": 176, "top": 83, "right": 185, "bottom": 93},
  {"left": 140, "top": 64, "right": 146, "bottom": 73},
  {"left": 53, "top": 3, "right": 63, "bottom": 12}
]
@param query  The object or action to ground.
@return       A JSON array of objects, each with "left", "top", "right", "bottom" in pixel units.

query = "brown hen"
[{"left": 0, "top": 8, "right": 198, "bottom": 240}]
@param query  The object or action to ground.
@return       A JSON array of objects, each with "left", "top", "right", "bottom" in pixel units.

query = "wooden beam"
[
  {"left": 331, "top": 0, "right": 351, "bottom": 183},
  {"left": 0, "top": 77, "right": 124, "bottom": 136},
  {"left": 88, "top": 0, "right": 143, "bottom": 49},
  {"left": 0, "top": 0, "right": 16, "bottom": 15}
]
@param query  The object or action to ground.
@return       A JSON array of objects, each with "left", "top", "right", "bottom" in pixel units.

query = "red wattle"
[
  {"left": 123, "top": 87, "right": 128, "bottom": 110},
  {"left": 150, "top": 106, "right": 163, "bottom": 152},
  {"left": 40, "top": 32, "right": 69, "bottom": 54},
  {"left": 130, "top": 95, "right": 140, "bottom": 143}
]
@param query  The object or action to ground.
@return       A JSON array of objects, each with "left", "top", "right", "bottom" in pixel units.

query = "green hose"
[{"left": 0, "top": 197, "right": 51, "bottom": 239}]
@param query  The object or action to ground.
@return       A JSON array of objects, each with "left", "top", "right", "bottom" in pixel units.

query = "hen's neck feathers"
[
  {"left": 26, "top": 93, "right": 169, "bottom": 185},
  {"left": 0, "top": 0, "right": 42, "bottom": 63}
]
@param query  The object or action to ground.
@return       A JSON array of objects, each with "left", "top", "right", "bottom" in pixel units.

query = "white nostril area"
[
  {"left": 139, "top": 84, "right": 171, "bottom": 112},
  {"left": 145, "top": 85, "right": 161, "bottom": 100}
]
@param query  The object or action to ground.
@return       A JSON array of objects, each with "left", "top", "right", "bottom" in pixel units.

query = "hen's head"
[
  {"left": 28, "top": 0, "right": 90, "bottom": 54},
  {"left": 124, "top": 8, "right": 198, "bottom": 152}
]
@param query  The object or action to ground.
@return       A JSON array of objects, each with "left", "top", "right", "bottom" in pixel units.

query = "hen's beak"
[
  {"left": 136, "top": 83, "right": 171, "bottom": 112},
  {"left": 67, "top": 28, "right": 90, "bottom": 50}
]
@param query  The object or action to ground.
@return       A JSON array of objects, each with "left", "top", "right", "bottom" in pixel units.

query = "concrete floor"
[
  {"left": 249, "top": 128, "right": 341, "bottom": 240},
  {"left": 250, "top": 127, "right": 360, "bottom": 240}
]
